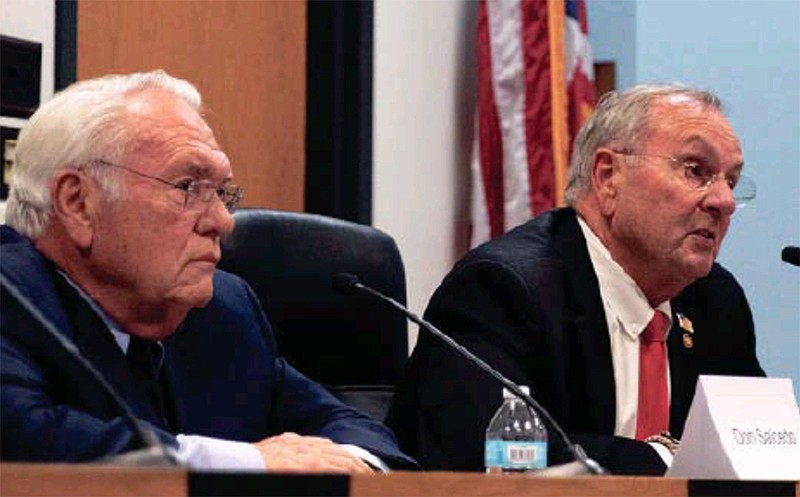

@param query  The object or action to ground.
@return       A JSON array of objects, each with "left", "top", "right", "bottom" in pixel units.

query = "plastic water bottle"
[{"left": 485, "top": 386, "right": 548, "bottom": 473}]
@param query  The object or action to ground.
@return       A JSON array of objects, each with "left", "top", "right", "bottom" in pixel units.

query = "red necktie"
[{"left": 636, "top": 311, "right": 670, "bottom": 440}]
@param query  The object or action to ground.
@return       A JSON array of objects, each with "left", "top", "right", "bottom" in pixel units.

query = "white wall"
[
  {"left": 373, "top": 0, "right": 477, "bottom": 349},
  {"left": 0, "top": 0, "right": 55, "bottom": 222}
]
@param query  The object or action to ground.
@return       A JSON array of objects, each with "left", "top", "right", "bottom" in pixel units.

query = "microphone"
[
  {"left": 332, "top": 273, "right": 607, "bottom": 476},
  {"left": 782, "top": 246, "right": 799, "bottom": 267},
  {"left": 0, "top": 272, "right": 181, "bottom": 467}
]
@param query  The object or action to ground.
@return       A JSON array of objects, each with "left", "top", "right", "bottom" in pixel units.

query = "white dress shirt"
[{"left": 576, "top": 217, "right": 674, "bottom": 464}]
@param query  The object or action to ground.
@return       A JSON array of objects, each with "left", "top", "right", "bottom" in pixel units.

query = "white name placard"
[{"left": 667, "top": 375, "right": 800, "bottom": 480}]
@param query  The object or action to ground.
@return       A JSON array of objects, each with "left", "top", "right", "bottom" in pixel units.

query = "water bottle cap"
[{"left": 502, "top": 385, "right": 530, "bottom": 399}]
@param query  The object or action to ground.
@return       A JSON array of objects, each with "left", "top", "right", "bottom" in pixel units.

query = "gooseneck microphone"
[
  {"left": 332, "top": 273, "right": 607, "bottom": 476},
  {"left": 782, "top": 246, "right": 799, "bottom": 267},
  {"left": 0, "top": 272, "right": 180, "bottom": 467}
]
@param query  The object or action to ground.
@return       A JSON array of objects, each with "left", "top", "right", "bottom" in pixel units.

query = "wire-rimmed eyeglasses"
[
  {"left": 613, "top": 152, "right": 756, "bottom": 208},
  {"left": 86, "top": 160, "right": 243, "bottom": 213}
]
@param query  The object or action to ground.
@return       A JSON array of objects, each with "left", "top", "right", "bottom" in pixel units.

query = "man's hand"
[{"left": 252, "top": 432, "right": 374, "bottom": 474}]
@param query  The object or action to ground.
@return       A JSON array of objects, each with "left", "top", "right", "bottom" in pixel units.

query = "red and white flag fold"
[{"left": 470, "top": 0, "right": 596, "bottom": 248}]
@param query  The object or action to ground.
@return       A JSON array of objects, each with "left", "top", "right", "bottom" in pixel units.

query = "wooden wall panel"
[
  {"left": 77, "top": 0, "right": 306, "bottom": 210},
  {"left": 594, "top": 61, "right": 616, "bottom": 100}
]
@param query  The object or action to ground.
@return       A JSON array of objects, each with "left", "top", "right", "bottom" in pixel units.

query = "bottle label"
[{"left": 485, "top": 440, "right": 547, "bottom": 470}]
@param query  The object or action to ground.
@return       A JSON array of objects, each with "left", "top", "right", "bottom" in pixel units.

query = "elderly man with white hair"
[{"left": 1, "top": 70, "right": 415, "bottom": 472}]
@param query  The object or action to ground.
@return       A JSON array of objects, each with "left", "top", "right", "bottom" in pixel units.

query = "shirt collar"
[
  {"left": 577, "top": 216, "right": 672, "bottom": 339},
  {"left": 56, "top": 270, "right": 134, "bottom": 353}
]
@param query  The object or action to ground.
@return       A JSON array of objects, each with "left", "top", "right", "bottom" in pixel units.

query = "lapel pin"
[{"left": 677, "top": 312, "right": 694, "bottom": 349}]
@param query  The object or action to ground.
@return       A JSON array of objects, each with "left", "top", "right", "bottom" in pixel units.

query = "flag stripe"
[
  {"left": 521, "top": 0, "right": 554, "bottom": 217},
  {"left": 476, "top": 0, "right": 506, "bottom": 239},
  {"left": 487, "top": 0, "right": 531, "bottom": 233},
  {"left": 566, "top": 0, "right": 596, "bottom": 148},
  {"left": 470, "top": 0, "right": 595, "bottom": 248}
]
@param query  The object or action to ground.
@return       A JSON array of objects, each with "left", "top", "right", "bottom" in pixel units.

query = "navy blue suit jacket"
[
  {"left": 387, "top": 208, "right": 764, "bottom": 474},
  {"left": 0, "top": 226, "right": 415, "bottom": 468}
]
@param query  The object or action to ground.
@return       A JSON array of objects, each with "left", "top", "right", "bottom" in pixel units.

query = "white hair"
[
  {"left": 5, "top": 69, "right": 202, "bottom": 238},
  {"left": 564, "top": 84, "right": 723, "bottom": 207}
]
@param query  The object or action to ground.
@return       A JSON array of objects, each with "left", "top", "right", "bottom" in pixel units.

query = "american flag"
[{"left": 470, "top": 0, "right": 596, "bottom": 248}]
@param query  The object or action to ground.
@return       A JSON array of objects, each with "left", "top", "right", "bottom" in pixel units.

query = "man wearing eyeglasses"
[
  {"left": 388, "top": 84, "right": 765, "bottom": 475},
  {"left": 0, "top": 70, "right": 415, "bottom": 472}
]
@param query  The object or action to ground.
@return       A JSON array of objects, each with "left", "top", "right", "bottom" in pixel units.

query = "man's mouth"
[
  {"left": 194, "top": 254, "right": 220, "bottom": 265},
  {"left": 692, "top": 228, "right": 716, "bottom": 241}
]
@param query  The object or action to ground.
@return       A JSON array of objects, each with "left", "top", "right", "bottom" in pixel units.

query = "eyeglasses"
[
  {"left": 89, "top": 160, "right": 243, "bottom": 213},
  {"left": 613, "top": 152, "right": 756, "bottom": 208}
]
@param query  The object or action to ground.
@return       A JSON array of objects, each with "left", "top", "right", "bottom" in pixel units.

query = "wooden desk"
[
  {"left": 1, "top": 464, "right": 184, "bottom": 497},
  {"left": 352, "top": 471, "right": 688, "bottom": 496},
  {"left": 2, "top": 463, "right": 798, "bottom": 497}
]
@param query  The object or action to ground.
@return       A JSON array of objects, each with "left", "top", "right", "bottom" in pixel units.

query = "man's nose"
[
  {"left": 701, "top": 178, "right": 736, "bottom": 217},
  {"left": 197, "top": 197, "right": 235, "bottom": 237}
]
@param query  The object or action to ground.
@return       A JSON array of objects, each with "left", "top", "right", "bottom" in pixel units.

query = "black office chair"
[{"left": 218, "top": 208, "right": 409, "bottom": 422}]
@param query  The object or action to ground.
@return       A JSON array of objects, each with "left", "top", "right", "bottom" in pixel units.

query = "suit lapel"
[
  {"left": 558, "top": 210, "right": 616, "bottom": 433},
  {"left": 52, "top": 275, "right": 171, "bottom": 430},
  {"left": 668, "top": 302, "right": 698, "bottom": 437}
]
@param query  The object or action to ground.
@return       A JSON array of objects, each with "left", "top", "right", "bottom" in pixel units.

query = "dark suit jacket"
[
  {"left": 0, "top": 226, "right": 415, "bottom": 468},
  {"left": 386, "top": 208, "right": 764, "bottom": 475}
]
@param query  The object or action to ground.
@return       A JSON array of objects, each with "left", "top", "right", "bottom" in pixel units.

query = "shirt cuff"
[
  {"left": 176, "top": 434, "right": 265, "bottom": 472},
  {"left": 648, "top": 441, "right": 674, "bottom": 467},
  {"left": 177, "top": 435, "right": 387, "bottom": 473},
  {"left": 341, "top": 444, "right": 389, "bottom": 472}
]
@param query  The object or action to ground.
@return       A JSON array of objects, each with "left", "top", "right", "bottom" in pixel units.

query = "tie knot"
[
  {"left": 642, "top": 311, "right": 669, "bottom": 343},
  {"left": 127, "top": 336, "right": 164, "bottom": 376}
]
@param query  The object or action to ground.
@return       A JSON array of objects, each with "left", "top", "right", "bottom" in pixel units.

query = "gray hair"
[
  {"left": 5, "top": 69, "right": 202, "bottom": 238},
  {"left": 563, "top": 84, "right": 723, "bottom": 206}
]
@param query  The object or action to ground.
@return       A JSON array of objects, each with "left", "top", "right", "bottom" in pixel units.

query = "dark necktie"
[
  {"left": 635, "top": 311, "right": 670, "bottom": 440},
  {"left": 126, "top": 336, "right": 170, "bottom": 429}
]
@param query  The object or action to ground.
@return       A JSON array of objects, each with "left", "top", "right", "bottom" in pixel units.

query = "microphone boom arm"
[{"left": 348, "top": 278, "right": 606, "bottom": 475}]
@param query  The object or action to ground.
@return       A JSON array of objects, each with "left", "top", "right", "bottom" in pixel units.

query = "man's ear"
[
  {"left": 50, "top": 169, "right": 99, "bottom": 249},
  {"left": 590, "top": 148, "right": 621, "bottom": 216}
]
